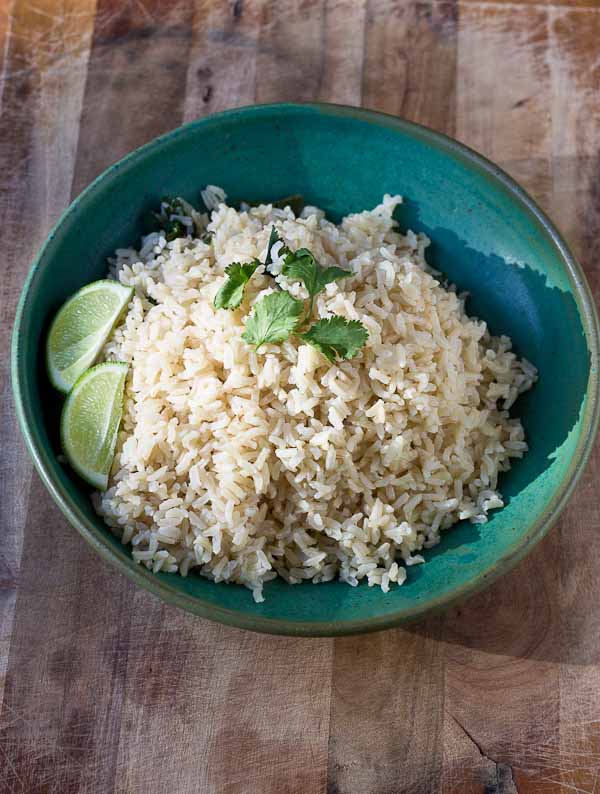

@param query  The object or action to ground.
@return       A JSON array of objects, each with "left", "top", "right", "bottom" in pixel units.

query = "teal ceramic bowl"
[{"left": 12, "top": 103, "right": 600, "bottom": 635}]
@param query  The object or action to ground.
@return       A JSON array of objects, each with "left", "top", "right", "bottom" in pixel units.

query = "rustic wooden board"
[{"left": 1, "top": 1, "right": 600, "bottom": 792}]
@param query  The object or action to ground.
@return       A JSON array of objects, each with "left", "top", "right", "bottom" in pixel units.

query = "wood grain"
[
  {"left": 362, "top": 0, "right": 458, "bottom": 131},
  {"left": 183, "top": 0, "right": 262, "bottom": 118},
  {"left": 329, "top": 624, "right": 447, "bottom": 793},
  {"left": 2, "top": 1, "right": 600, "bottom": 792},
  {"left": 0, "top": 0, "right": 96, "bottom": 720},
  {"left": 549, "top": 9, "right": 600, "bottom": 792},
  {"left": 439, "top": 5, "right": 563, "bottom": 791},
  {"left": 327, "top": 4, "right": 458, "bottom": 792}
]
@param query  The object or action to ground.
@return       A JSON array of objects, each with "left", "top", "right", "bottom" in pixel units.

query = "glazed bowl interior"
[{"left": 12, "top": 103, "right": 599, "bottom": 635}]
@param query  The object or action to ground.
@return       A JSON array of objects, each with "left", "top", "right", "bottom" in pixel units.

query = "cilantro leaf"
[
  {"left": 272, "top": 194, "right": 304, "bottom": 215},
  {"left": 214, "top": 260, "right": 260, "bottom": 310},
  {"left": 151, "top": 196, "right": 190, "bottom": 241},
  {"left": 242, "top": 291, "right": 303, "bottom": 350},
  {"left": 299, "top": 317, "right": 369, "bottom": 363},
  {"left": 264, "top": 226, "right": 288, "bottom": 276},
  {"left": 165, "top": 220, "right": 186, "bottom": 241},
  {"left": 282, "top": 248, "right": 351, "bottom": 299}
]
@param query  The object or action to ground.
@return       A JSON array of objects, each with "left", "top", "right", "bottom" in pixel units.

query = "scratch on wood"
[
  {"left": 539, "top": 778, "right": 598, "bottom": 794},
  {"left": 448, "top": 712, "right": 519, "bottom": 793},
  {"left": 133, "top": 0, "right": 156, "bottom": 24}
]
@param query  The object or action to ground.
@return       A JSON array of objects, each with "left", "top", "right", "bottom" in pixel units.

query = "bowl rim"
[{"left": 11, "top": 101, "right": 600, "bottom": 636}]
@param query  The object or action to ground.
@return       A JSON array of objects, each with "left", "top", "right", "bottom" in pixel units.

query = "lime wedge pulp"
[
  {"left": 46, "top": 280, "right": 133, "bottom": 393},
  {"left": 60, "top": 362, "right": 128, "bottom": 491}
]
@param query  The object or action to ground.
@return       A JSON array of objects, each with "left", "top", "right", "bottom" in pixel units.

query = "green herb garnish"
[
  {"left": 165, "top": 220, "right": 186, "bottom": 241},
  {"left": 160, "top": 196, "right": 182, "bottom": 214},
  {"left": 299, "top": 317, "right": 369, "bottom": 363},
  {"left": 282, "top": 248, "right": 351, "bottom": 320},
  {"left": 272, "top": 194, "right": 305, "bottom": 216},
  {"left": 215, "top": 236, "right": 368, "bottom": 364},
  {"left": 152, "top": 196, "right": 189, "bottom": 241},
  {"left": 213, "top": 225, "right": 286, "bottom": 310},
  {"left": 264, "top": 226, "right": 286, "bottom": 276},
  {"left": 241, "top": 291, "right": 303, "bottom": 350},
  {"left": 214, "top": 261, "right": 260, "bottom": 310}
]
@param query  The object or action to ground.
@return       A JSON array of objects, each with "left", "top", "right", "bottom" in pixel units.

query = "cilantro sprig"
[
  {"left": 214, "top": 261, "right": 260, "bottom": 309},
  {"left": 213, "top": 227, "right": 284, "bottom": 310},
  {"left": 300, "top": 317, "right": 369, "bottom": 363},
  {"left": 241, "top": 292, "right": 303, "bottom": 349},
  {"left": 152, "top": 196, "right": 190, "bottom": 241},
  {"left": 214, "top": 227, "right": 368, "bottom": 364},
  {"left": 264, "top": 226, "right": 284, "bottom": 276},
  {"left": 282, "top": 247, "right": 351, "bottom": 322}
]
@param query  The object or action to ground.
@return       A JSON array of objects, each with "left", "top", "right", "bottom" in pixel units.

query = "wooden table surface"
[{"left": 2, "top": 0, "right": 600, "bottom": 791}]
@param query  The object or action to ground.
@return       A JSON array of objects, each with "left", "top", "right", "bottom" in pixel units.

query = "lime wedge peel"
[
  {"left": 60, "top": 362, "right": 128, "bottom": 491},
  {"left": 46, "top": 280, "right": 133, "bottom": 394}
]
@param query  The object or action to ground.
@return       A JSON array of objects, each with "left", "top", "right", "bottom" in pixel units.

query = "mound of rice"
[{"left": 94, "top": 190, "right": 536, "bottom": 601}]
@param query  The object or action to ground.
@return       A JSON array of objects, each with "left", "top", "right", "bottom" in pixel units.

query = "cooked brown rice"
[{"left": 93, "top": 190, "right": 536, "bottom": 601}]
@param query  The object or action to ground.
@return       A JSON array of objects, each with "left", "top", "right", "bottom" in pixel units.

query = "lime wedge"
[
  {"left": 60, "top": 362, "right": 128, "bottom": 490},
  {"left": 46, "top": 280, "right": 133, "bottom": 393}
]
